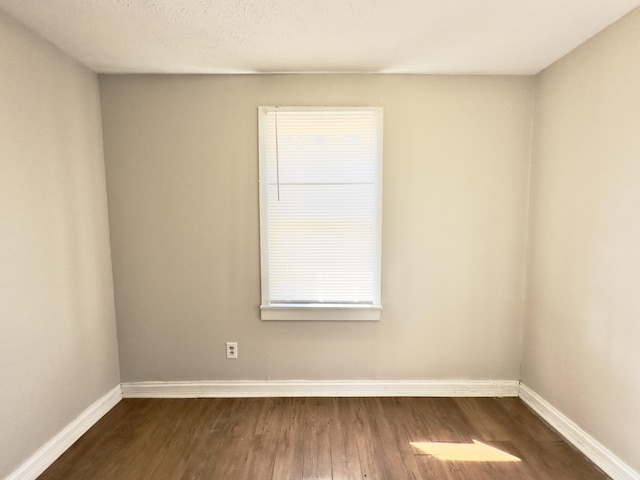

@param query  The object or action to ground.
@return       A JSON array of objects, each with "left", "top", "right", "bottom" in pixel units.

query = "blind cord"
[{"left": 274, "top": 109, "right": 281, "bottom": 201}]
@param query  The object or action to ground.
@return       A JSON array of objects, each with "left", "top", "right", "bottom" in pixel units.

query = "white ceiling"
[{"left": 1, "top": 0, "right": 639, "bottom": 75}]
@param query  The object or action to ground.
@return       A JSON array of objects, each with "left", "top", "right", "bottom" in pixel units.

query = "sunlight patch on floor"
[{"left": 410, "top": 440, "right": 521, "bottom": 462}]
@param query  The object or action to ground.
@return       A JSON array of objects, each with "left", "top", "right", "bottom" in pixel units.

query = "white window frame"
[{"left": 258, "top": 106, "right": 383, "bottom": 321}]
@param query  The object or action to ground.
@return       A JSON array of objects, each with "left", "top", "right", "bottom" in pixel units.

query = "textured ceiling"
[{"left": 1, "top": 0, "right": 639, "bottom": 74}]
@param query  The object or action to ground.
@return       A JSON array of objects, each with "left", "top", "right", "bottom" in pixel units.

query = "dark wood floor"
[{"left": 37, "top": 397, "right": 609, "bottom": 480}]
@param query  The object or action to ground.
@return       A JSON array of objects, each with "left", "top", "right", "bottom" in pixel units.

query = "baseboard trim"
[
  {"left": 519, "top": 384, "right": 640, "bottom": 480},
  {"left": 121, "top": 379, "right": 519, "bottom": 398},
  {"left": 5, "top": 385, "right": 122, "bottom": 480}
]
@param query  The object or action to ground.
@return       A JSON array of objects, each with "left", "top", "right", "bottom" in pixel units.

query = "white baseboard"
[
  {"left": 121, "top": 379, "right": 519, "bottom": 398},
  {"left": 5, "top": 385, "right": 122, "bottom": 480},
  {"left": 519, "top": 384, "right": 640, "bottom": 480}
]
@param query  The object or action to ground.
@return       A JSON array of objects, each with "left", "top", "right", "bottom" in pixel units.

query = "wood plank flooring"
[{"left": 37, "top": 397, "right": 610, "bottom": 480}]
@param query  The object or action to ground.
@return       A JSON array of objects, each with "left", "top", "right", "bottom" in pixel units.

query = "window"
[{"left": 258, "top": 106, "right": 383, "bottom": 321}]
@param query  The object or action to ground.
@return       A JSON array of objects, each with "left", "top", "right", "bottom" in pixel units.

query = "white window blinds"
[{"left": 258, "top": 107, "right": 383, "bottom": 321}]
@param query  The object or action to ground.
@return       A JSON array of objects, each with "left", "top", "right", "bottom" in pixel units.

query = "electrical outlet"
[{"left": 226, "top": 342, "right": 238, "bottom": 359}]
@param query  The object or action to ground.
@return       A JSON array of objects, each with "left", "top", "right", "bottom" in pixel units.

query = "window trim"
[{"left": 258, "top": 106, "right": 383, "bottom": 321}]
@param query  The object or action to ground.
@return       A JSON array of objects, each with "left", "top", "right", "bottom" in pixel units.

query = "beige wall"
[
  {"left": 99, "top": 74, "right": 534, "bottom": 383},
  {"left": 523, "top": 7, "right": 640, "bottom": 472},
  {"left": 0, "top": 11, "right": 120, "bottom": 478}
]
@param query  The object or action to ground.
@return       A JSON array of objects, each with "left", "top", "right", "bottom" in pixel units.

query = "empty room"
[{"left": 1, "top": 1, "right": 639, "bottom": 479}]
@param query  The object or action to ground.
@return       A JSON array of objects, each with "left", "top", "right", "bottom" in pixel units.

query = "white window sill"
[{"left": 260, "top": 304, "right": 381, "bottom": 321}]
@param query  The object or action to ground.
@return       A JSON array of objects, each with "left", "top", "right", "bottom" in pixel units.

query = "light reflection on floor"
[{"left": 410, "top": 440, "right": 521, "bottom": 462}]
